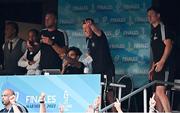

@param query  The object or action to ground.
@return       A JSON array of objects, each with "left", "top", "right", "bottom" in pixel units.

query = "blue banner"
[
  {"left": 0, "top": 75, "right": 101, "bottom": 112},
  {"left": 58, "top": 0, "right": 151, "bottom": 88}
]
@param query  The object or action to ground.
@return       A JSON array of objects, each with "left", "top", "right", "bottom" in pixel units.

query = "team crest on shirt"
[
  {"left": 52, "top": 36, "right": 55, "bottom": 39},
  {"left": 30, "top": 52, "right": 33, "bottom": 55},
  {"left": 153, "top": 36, "right": 158, "bottom": 40},
  {"left": 92, "top": 42, "right": 95, "bottom": 47},
  {"left": 153, "top": 33, "right": 158, "bottom": 40}
]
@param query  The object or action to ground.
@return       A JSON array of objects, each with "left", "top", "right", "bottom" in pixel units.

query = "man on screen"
[{"left": 0, "top": 89, "right": 28, "bottom": 113}]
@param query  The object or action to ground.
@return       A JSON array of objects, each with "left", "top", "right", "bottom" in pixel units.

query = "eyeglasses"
[{"left": 1, "top": 94, "right": 10, "bottom": 98}]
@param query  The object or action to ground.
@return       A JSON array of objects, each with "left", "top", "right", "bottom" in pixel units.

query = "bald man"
[{"left": 0, "top": 89, "right": 28, "bottom": 113}]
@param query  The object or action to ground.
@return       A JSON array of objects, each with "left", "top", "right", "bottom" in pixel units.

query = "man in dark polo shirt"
[
  {"left": 40, "top": 11, "right": 68, "bottom": 71},
  {"left": 147, "top": 7, "right": 173, "bottom": 112},
  {"left": 82, "top": 18, "right": 115, "bottom": 81},
  {"left": 82, "top": 18, "right": 115, "bottom": 111}
]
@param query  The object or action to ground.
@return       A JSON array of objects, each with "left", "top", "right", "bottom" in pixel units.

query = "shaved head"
[
  {"left": 1, "top": 89, "right": 15, "bottom": 106},
  {"left": 3, "top": 89, "right": 15, "bottom": 95}
]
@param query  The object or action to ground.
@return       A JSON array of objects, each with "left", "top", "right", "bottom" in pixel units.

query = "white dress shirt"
[{"left": 18, "top": 50, "right": 41, "bottom": 75}]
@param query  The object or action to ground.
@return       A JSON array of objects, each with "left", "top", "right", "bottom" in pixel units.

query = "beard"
[
  {"left": 5, "top": 33, "right": 15, "bottom": 40},
  {"left": 1, "top": 100, "right": 10, "bottom": 106},
  {"left": 2, "top": 100, "right": 5, "bottom": 105},
  {"left": 45, "top": 23, "right": 56, "bottom": 29}
]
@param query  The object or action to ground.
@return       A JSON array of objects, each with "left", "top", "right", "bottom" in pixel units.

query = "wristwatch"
[{"left": 39, "top": 101, "right": 45, "bottom": 103}]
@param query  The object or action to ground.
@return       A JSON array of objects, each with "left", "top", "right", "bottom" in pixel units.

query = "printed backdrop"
[
  {"left": 0, "top": 75, "right": 101, "bottom": 112},
  {"left": 58, "top": 0, "right": 152, "bottom": 88}
]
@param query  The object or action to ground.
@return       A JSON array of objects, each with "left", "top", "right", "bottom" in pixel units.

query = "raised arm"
[
  {"left": 85, "top": 20, "right": 102, "bottom": 37},
  {"left": 9, "top": 95, "right": 22, "bottom": 113},
  {"left": 39, "top": 92, "right": 46, "bottom": 113},
  {"left": 114, "top": 98, "right": 123, "bottom": 113},
  {"left": 41, "top": 35, "right": 68, "bottom": 59}
]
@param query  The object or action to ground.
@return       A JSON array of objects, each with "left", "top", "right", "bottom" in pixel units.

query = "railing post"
[
  {"left": 118, "top": 87, "right": 122, "bottom": 99},
  {"left": 143, "top": 88, "right": 147, "bottom": 113},
  {"left": 100, "top": 81, "right": 176, "bottom": 112}
]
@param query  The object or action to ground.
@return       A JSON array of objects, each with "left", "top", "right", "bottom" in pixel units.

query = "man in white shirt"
[{"left": 18, "top": 29, "right": 41, "bottom": 75}]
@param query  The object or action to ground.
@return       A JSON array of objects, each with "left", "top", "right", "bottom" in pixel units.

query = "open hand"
[
  {"left": 114, "top": 98, "right": 123, "bottom": 113},
  {"left": 154, "top": 61, "right": 164, "bottom": 72},
  {"left": 41, "top": 35, "right": 53, "bottom": 45},
  {"left": 9, "top": 95, "right": 16, "bottom": 105},
  {"left": 39, "top": 92, "right": 46, "bottom": 102},
  {"left": 149, "top": 94, "right": 156, "bottom": 108}
]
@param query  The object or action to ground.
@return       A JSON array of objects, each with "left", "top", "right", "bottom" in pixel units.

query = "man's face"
[
  {"left": 45, "top": 14, "right": 56, "bottom": 28},
  {"left": 28, "top": 31, "right": 36, "bottom": 42},
  {"left": 5, "top": 25, "right": 16, "bottom": 39},
  {"left": 82, "top": 24, "right": 93, "bottom": 38},
  {"left": 27, "top": 31, "right": 38, "bottom": 51},
  {"left": 67, "top": 50, "right": 78, "bottom": 60},
  {"left": 147, "top": 10, "right": 160, "bottom": 25},
  {"left": 1, "top": 90, "right": 12, "bottom": 106}
]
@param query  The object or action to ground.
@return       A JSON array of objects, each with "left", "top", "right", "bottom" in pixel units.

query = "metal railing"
[{"left": 100, "top": 80, "right": 180, "bottom": 113}]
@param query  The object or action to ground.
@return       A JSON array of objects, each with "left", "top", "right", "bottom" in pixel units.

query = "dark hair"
[
  {"left": 82, "top": 18, "right": 94, "bottom": 24},
  {"left": 6, "top": 21, "right": 19, "bottom": 36},
  {"left": 67, "top": 46, "right": 82, "bottom": 57},
  {"left": 45, "top": 10, "right": 57, "bottom": 19},
  {"left": 147, "top": 6, "right": 160, "bottom": 14},
  {"left": 28, "top": 29, "right": 40, "bottom": 43}
]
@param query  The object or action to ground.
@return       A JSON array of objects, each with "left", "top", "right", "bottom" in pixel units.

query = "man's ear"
[
  {"left": 12, "top": 28, "right": 17, "bottom": 35},
  {"left": 54, "top": 18, "right": 57, "bottom": 24},
  {"left": 76, "top": 56, "right": 80, "bottom": 60},
  {"left": 157, "top": 13, "right": 160, "bottom": 19}
]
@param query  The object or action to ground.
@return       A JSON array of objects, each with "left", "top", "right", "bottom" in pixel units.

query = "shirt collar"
[{"left": 8, "top": 36, "right": 20, "bottom": 43}]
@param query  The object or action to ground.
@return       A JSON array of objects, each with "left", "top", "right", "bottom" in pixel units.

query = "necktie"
[{"left": 9, "top": 41, "right": 13, "bottom": 53}]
